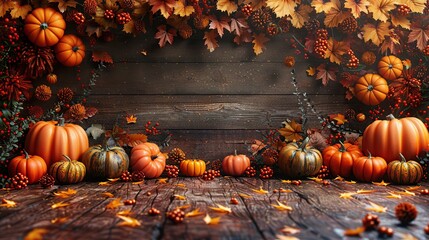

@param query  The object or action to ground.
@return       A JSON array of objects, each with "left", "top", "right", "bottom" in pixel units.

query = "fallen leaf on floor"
[
  {"left": 101, "top": 192, "right": 114, "bottom": 198},
  {"left": 307, "top": 177, "right": 323, "bottom": 183},
  {"left": 117, "top": 215, "right": 141, "bottom": 227},
  {"left": 357, "top": 189, "right": 376, "bottom": 194},
  {"left": 372, "top": 180, "right": 390, "bottom": 186},
  {"left": 275, "top": 235, "right": 299, "bottom": 240},
  {"left": 238, "top": 193, "right": 252, "bottom": 198},
  {"left": 203, "top": 214, "right": 221, "bottom": 225},
  {"left": 117, "top": 209, "right": 132, "bottom": 216},
  {"left": 54, "top": 189, "right": 77, "bottom": 198},
  {"left": 400, "top": 233, "right": 419, "bottom": 240},
  {"left": 24, "top": 228, "right": 48, "bottom": 240},
  {"left": 271, "top": 200, "right": 293, "bottom": 211},
  {"left": 334, "top": 176, "right": 345, "bottom": 181},
  {"left": 345, "top": 180, "right": 357, "bottom": 184},
  {"left": 386, "top": 192, "right": 402, "bottom": 199},
  {"left": 394, "top": 190, "right": 415, "bottom": 196},
  {"left": 108, "top": 178, "right": 120, "bottom": 182},
  {"left": 343, "top": 226, "right": 365, "bottom": 236},
  {"left": 210, "top": 204, "right": 232, "bottom": 213},
  {"left": 281, "top": 180, "right": 292, "bottom": 184},
  {"left": 280, "top": 189, "right": 293, "bottom": 193},
  {"left": 176, "top": 183, "right": 186, "bottom": 188},
  {"left": 405, "top": 186, "right": 420, "bottom": 191},
  {"left": 106, "top": 198, "right": 123, "bottom": 209},
  {"left": 174, "top": 194, "right": 186, "bottom": 200},
  {"left": 132, "top": 180, "right": 144, "bottom": 185},
  {"left": 186, "top": 208, "right": 205, "bottom": 217},
  {"left": 252, "top": 186, "right": 268, "bottom": 194},
  {"left": 339, "top": 192, "right": 356, "bottom": 199},
  {"left": 366, "top": 201, "right": 387, "bottom": 213},
  {"left": 177, "top": 204, "right": 191, "bottom": 210},
  {"left": 51, "top": 217, "right": 69, "bottom": 224},
  {"left": 51, "top": 202, "right": 70, "bottom": 209},
  {"left": 280, "top": 226, "right": 300, "bottom": 235},
  {"left": 0, "top": 199, "right": 17, "bottom": 208},
  {"left": 157, "top": 178, "right": 168, "bottom": 184},
  {"left": 99, "top": 181, "right": 110, "bottom": 186}
]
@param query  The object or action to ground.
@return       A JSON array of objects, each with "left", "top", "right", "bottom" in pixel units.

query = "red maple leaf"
[
  {"left": 209, "top": 15, "right": 231, "bottom": 37},
  {"left": 204, "top": 30, "right": 219, "bottom": 52},
  {"left": 408, "top": 22, "right": 429, "bottom": 51},
  {"left": 316, "top": 64, "right": 337, "bottom": 86},
  {"left": 230, "top": 17, "right": 248, "bottom": 36},
  {"left": 155, "top": 25, "right": 177, "bottom": 47}
]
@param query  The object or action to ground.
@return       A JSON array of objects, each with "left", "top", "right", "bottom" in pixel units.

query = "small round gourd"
[{"left": 49, "top": 155, "right": 86, "bottom": 184}]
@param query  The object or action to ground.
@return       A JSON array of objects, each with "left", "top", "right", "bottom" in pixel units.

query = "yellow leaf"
[
  {"left": 280, "top": 226, "right": 301, "bottom": 235},
  {"left": 132, "top": 181, "right": 145, "bottom": 185},
  {"left": 290, "top": 4, "right": 312, "bottom": 29},
  {"left": 174, "top": 194, "right": 187, "bottom": 200},
  {"left": 108, "top": 178, "right": 120, "bottom": 182},
  {"left": 366, "top": 201, "right": 387, "bottom": 213},
  {"left": 149, "top": 0, "right": 175, "bottom": 19},
  {"left": 252, "top": 33, "right": 269, "bottom": 55},
  {"left": 252, "top": 186, "right": 269, "bottom": 194},
  {"left": 48, "top": 0, "right": 78, "bottom": 13},
  {"left": 344, "top": 0, "right": 369, "bottom": 18},
  {"left": 271, "top": 200, "right": 293, "bottom": 211},
  {"left": 117, "top": 215, "right": 141, "bottom": 227},
  {"left": 51, "top": 217, "right": 68, "bottom": 224},
  {"left": 356, "top": 189, "right": 376, "bottom": 194},
  {"left": 334, "top": 176, "right": 345, "bottom": 181},
  {"left": 324, "top": 0, "right": 349, "bottom": 28},
  {"left": 123, "top": 20, "right": 136, "bottom": 34},
  {"left": 210, "top": 204, "right": 232, "bottom": 213},
  {"left": 51, "top": 202, "right": 70, "bottom": 209},
  {"left": 176, "top": 183, "right": 187, "bottom": 188},
  {"left": 386, "top": 192, "right": 402, "bottom": 199},
  {"left": 391, "top": 14, "right": 411, "bottom": 30},
  {"left": 174, "top": 0, "right": 195, "bottom": 16},
  {"left": 106, "top": 198, "right": 123, "bottom": 209},
  {"left": 324, "top": 38, "right": 349, "bottom": 65},
  {"left": 311, "top": 0, "right": 334, "bottom": 13},
  {"left": 308, "top": 177, "right": 323, "bottom": 183},
  {"left": 266, "top": 0, "right": 297, "bottom": 17},
  {"left": 102, "top": 192, "right": 115, "bottom": 198},
  {"left": 10, "top": 4, "right": 32, "bottom": 19},
  {"left": 177, "top": 204, "right": 192, "bottom": 210},
  {"left": 345, "top": 180, "right": 357, "bottom": 184},
  {"left": 54, "top": 189, "right": 77, "bottom": 198},
  {"left": 99, "top": 181, "right": 110, "bottom": 186},
  {"left": 343, "top": 226, "right": 365, "bottom": 237},
  {"left": 280, "top": 189, "right": 293, "bottom": 193},
  {"left": 186, "top": 208, "right": 205, "bottom": 217},
  {"left": 203, "top": 214, "right": 221, "bottom": 225},
  {"left": 157, "top": 178, "right": 168, "bottom": 184},
  {"left": 1, "top": 199, "right": 17, "bottom": 208},
  {"left": 278, "top": 120, "right": 303, "bottom": 142},
  {"left": 0, "top": 1, "right": 16, "bottom": 18},
  {"left": 394, "top": 190, "right": 416, "bottom": 196},
  {"left": 24, "top": 228, "right": 48, "bottom": 240},
  {"left": 372, "top": 180, "right": 390, "bottom": 186},
  {"left": 339, "top": 192, "right": 356, "bottom": 199},
  {"left": 238, "top": 193, "right": 252, "bottom": 198},
  {"left": 405, "top": 186, "right": 420, "bottom": 191},
  {"left": 216, "top": 0, "right": 237, "bottom": 15},
  {"left": 117, "top": 209, "right": 133, "bottom": 216},
  {"left": 367, "top": 0, "right": 396, "bottom": 22},
  {"left": 396, "top": 0, "right": 426, "bottom": 13},
  {"left": 306, "top": 67, "right": 316, "bottom": 76}
]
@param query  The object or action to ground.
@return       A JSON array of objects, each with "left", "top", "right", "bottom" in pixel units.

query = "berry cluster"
[
  {"left": 1, "top": 17, "right": 20, "bottom": 45},
  {"left": 72, "top": 12, "right": 85, "bottom": 25},
  {"left": 397, "top": 4, "right": 411, "bottom": 15},
  {"left": 201, "top": 169, "right": 221, "bottom": 181},
  {"left": 39, "top": 174, "right": 55, "bottom": 188},
  {"left": 362, "top": 213, "right": 380, "bottom": 230},
  {"left": 259, "top": 166, "right": 273, "bottom": 179},
  {"left": 167, "top": 208, "right": 185, "bottom": 224},
  {"left": 6, "top": 173, "right": 28, "bottom": 190},
  {"left": 316, "top": 165, "right": 330, "bottom": 179},
  {"left": 267, "top": 24, "right": 278, "bottom": 36},
  {"left": 345, "top": 49, "right": 359, "bottom": 69},
  {"left": 339, "top": 17, "right": 357, "bottom": 34},
  {"left": 132, "top": 171, "right": 145, "bottom": 182},
  {"left": 104, "top": 9, "right": 115, "bottom": 20},
  {"left": 165, "top": 165, "right": 179, "bottom": 178},
  {"left": 124, "top": 199, "right": 136, "bottom": 205},
  {"left": 116, "top": 12, "right": 131, "bottom": 25},
  {"left": 230, "top": 197, "right": 239, "bottom": 205},
  {"left": 120, "top": 171, "right": 132, "bottom": 182},
  {"left": 244, "top": 166, "right": 256, "bottom": 177},
  {"left": 148, "top": 207, "right": 161, "bottom": 216},
  {"left": 241, "top": 4, "right": 253, "bottom": 17},
  {"left": 145, "top": 121, "right": 160, "bottom": 135},
  {"left": 314, "top": 29, "right": 328, "bottom": 58}
]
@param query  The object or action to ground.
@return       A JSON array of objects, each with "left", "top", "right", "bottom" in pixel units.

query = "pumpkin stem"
[
  {"left": 367, "top": 84, "right": 374, "bottom": 91},
  {"left": 299, "top": 137, "right": 310, "bottom": 149},
  {"left": 40, "top": 22, "right": 48, "bottom": 30},
  {"left": 234, "top": 150, "right": 237, "bottom": 156},
  {"left": 367, "top": 150, "right": 372, "bottom": 158},
  {"left": 23, "top": 149, "right": 29, "bottom": 159},
  {"left": 399, "top": 153, "right": 406, "bottom": 162},
  {"left": 72, "top": 46, "right": 79, "bottom": 52},
  {"left": 63, "top": 155, "right": 72, "bottom": 162},
  {"left": 339, "top": 141, "right": 346, "bottom": 152},
  {"left": 151, "top": 155, "right": 158, "bottom": 160},
  {"left": 57, "top": 118, "right": 65, "bottom": 126},
  {"left": 386, "top": 114, "right": 396, "bottom": 120}
]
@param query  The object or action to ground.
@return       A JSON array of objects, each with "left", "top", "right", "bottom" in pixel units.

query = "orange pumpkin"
[
  {"left": 130, "top": 142, "right": 166, "bottom": 178},
  {"left": 354, "top": 73, "right": 388, "bottom": 106},
  {"left": 46, "top": 73, "right": 57, "bottom": 84},
  {"left": 24, "top": 118, "right": 89, "bottom": 167},
  {"left": 322, "top": 142, "right": 363, "bottom": 178},
  {"left": 180, "top": 159, "right": 206, "bottom": 177},
  {"left": 222, "top": 151, "right": 250, "bottom": 176},
  {"left": 362, "top": 114, "right": 429, "bottom": 163},
  {"left": 24, "top": 8, "right": 66, "bottom": 47},
  {"left": 54, "top": 34, "right": 86, "bottom": 67},
  {"left": 353, "top": 152, "right": 387, "bottom": 182},
  {"left": 8, "top": 151, "right": 47, "bottom": 184},
  {"left": 378, "top": 55, "right": 403, "bottom": 81}
]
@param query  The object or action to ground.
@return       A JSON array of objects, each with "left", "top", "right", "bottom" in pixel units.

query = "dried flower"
[
  {"left": 284, "top": 56, "right": 295, "bottom": 67},
  {"left": 68, "top": 103, "right": 86, "bottom": 121},
  {"left": 57, "top": 88, "right": 74, "bottom": 103},
  {"left": 27, "top": 106, "right": 44, "bottom": 119},
  {"left": 34, "top": 85, "right": 52, "bottom": 101},
  {"left": 395, "top": 202, "right": 418, "bottom": 225},
  {"left": 21, "top": 45, "right": 55, "bottom": 79},
  {"left": 0, "top": 70, "right": 32, "bottom": 101}
]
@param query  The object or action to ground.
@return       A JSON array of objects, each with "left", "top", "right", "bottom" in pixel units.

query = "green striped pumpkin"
[
  {"left": 387, "top": 153, "right": 423, "bottom": 185},
  {"left": 81, "top": 145, "right": 129, "bottom": 180},
  {"left": 278, "top": 137, "right": 323, "bottom": 179},
  {"left": 49, "top": 155, "right": 86, "bottom": 184}
]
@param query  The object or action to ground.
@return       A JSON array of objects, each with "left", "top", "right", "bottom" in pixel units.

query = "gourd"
[
  {"left": 49, "top": 155, "right": 86, "bottom": 184},
  {"left": 387, "top": 153, "right": 423, "bottom": 185},
  {"left": 81, "top": 145, "right": 129, "bottom": 180},
  {"left": 180, "top": 159, "right": 206, "bottom": 177},
  {"left": 130, "top": 142, "right": 166, "bottom": 178}
]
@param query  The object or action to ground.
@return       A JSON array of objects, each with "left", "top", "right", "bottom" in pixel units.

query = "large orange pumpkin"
[
  {"left": 24, "top": 8, "right": 66, "bottom": 47},
  {"left": 322, "top": 142, "right": 363, "bottom": 178},
  {"left": 54, "top": 34, "right": 86, "bottom": 67},
  {"left": 362, "top": 114, "right": 429, "bottom": 163},
  {"left": 24, "top": 118, "right": 89, "bottom": 167},
  {"left": 378, "top": 55, "right": 403, "bottom": 81},
  {"left": 353, "top": 153, "right": 387, "bottom": 182},
  {"left": 130, "top": 142, "right": 166, "bottom": 178},
  {"left": 222, "top": 151, "right": 250, "bottom": 176},
  {"left": 8, "top": 151, "right": 47, "bottom": 184},
  {"left": 354, "top": 73, "right": 388, "bottom": 106},
  {"left": 180, "top": 159, "right": 206, "bottom": 177}
]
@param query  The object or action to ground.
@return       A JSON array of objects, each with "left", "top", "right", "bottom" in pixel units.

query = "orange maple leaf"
[
  {"left": 244, "top": 0, "right": 266, "bottom": 10},
  {"left": 266, "top": 0, "right": 297, "bottom": 17},
  {"left": 367, "top": 0, "right": 396, "bottom": 22},
  {"left": 316, "top": 64, "right": 337, "bottom": 86},
  {"left": 204, "top": 30, "right": 219, "bottom": 52},
  {"left": 329, "top": 113, "right": 347, "bottom": 125},
  {"left": 290, "top": 4, "right": 312, "bottom": 29},
  {"left": 391, "top": 14, "right": 411, "bottom": 30},
  {"left": 278, "top": 120, "right": 303, "bottom": 142},
  {"left": 10, "top": 3, "right": 32, "bottom": 19},
  {"left": 209, "top": 16, "right": 231, "bottom": 37},
  {"left": 306, "top": 66, "right": 316, "bottom": 76},
  {"left": 127, "top": 134, "right": 148, "bottom": 147},
  {"left": 361, "top": 21, "right": 391, "bottom": 46},
  {"left": 408, "top": 23, "right": 429, "bottom": 51},
  {"left": 106, "top": 198, "right": 123, "bottom": 209},
  {"left": 252, "top": 33, "right": 269, "bottom": 55},
  {"left": 0, "top": 199, "right": 17, "bottom": 208},
  {"left": 216, "top": 0, "right": 237, "bottom": 15},
  {"left": 344, "top": 226, "right": 365, "bottom": 236},
  {"left": 380, "top": 30, "right": 401, "bottom": 54},
  {"left": 126, "top": 114, "right": 137, "bottom": 124},
  {"left": 324, "top": 0, "right": 349, "bottom": 28},
  {"left": 117, "top": 216, "right": 141, "bottom": 227},
  {"left": 344, "top": 0, "right": 369, "bottom": 18},
  {"left": 0, "top": 1, "right": 16, "bottom": 17},
  {"left": 311, "top": 0, "right": 334, "bottom": 13},
  {"left": 92, "top": 51, "right": 114, "bottom": 64},
  {"left": 149, "top": 0, "right": 175, "bottom": 19},
  {"left": 203, "top": 214, "right": 221, "bottom": 224},
  {"left": 186, "top": 208, "right": 205, "bottom": 217},
  {"left": 174, "top": 0, "right": 195, "bottom": 17},
  {"left": 324, "top": 38, "right": 349, "bottom": 64},
  {"left": 24, "top": 228, "right": 49, "bottom": 240},
  {"left": 396, "top": 0, "right": 426, "bottom": 13}
]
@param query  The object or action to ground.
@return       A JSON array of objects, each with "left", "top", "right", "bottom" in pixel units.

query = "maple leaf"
[
  {"left": 10, "top": 4, "right": 32, "bottom": 19},
  {"left": 51, "top": 202, "right": 70, "bottom": 209},
  {"left": 334, "top": 176, "right": 345, "bottom": 181},
  {"left": 306, "top": 67, "right": 316, "bottom": 76},
  {"left": 132, "top": 180, "right": 144, "bottom": 185},
  {"left": 209, "top": 16, "right": 231, "bottom": 37},
  {"left": 280, "top": 226, "right": 300, "bottom": 235},
  {"left": 210, "top": 204, "right": 232, "bottom": 213},
  {"left": 278, "top": 120, "right": 303, "bottom": 142},
  {"left": 394, "top": 190, "right": 416, "bottom": 196},
  {"left": 396, "top": 0, "right": 426, "bottom": 13},
  {"left": 372, "top": 180, "right": 390, "bottom": 186},
  {"left": 266, "top": 0, "right": 297, "bottom": 17},
  {"left": 343, "top": 226, "right": 365, "bottom": 237},
  {"left": 339, "top": 192, "right": 356, "bottom": 199},
  {"left": 176, "top": 183, "right": 187, "bottom": 188},
  {"left": 366, "top": 201, "right": 387, "bottom": 213},
  {"left": 406, "top": 186, "right": 420, "bottom": 191},
  {"left": 316, "top": 64, "right": 337, "bottom": 86},
  {"left": 391, "top": 14, "right": 411, "bottom": 30},
  {"left": 174, "top": 194, "right": 187, "bottom": 200},
  {"left": 102, "top": 192, "right": 115, "bottom": 198},
  {"left": 86, "top": 25, "right": 103, "bottom": 38},
  {"left": 329, "top": 113, "right": 347, "bottom": 125},
  {"left": 361, "top": 21, "right": 391, "bottom": 46},
  {"left": 155, "top": 25, "right": 177, "bottom": 48},
  {"left": 203, "top": 214, "right": 221, "bottom": 224},
  {"left": 1, "top": 199, "right": 17, "bottom": 208},
  {"left": 24, "top": 228, "right": 48, "bottom": 240},
  {"left": 238, "top": 193, "right": 252, "bottom": 198},
  {"left": 54, "top": 189, "right": 77, "bottom": 198},
  {"left": 244, "top": 0, "right": 266, "bottom": 10},
  {"left": 325, "top": 38, "right": 349, "bottom": 64},
  {"left": 345, "top": 180, "right": 357, "bottom": 184},
  {"left": 126, "top": 115, "right": 137, "bottom": 124},
  {"left": 367, "top": 0, "right": 395, "bottom": 22},
  {"left": 123, "top": 20, "right": 137, "bottom": 35},
  {"left": 51, "top": 217, "right": 69, "bottom": 224},
  {"left": 99, "top": 181, "right": 111, "bottom": 186},
  {"left": 186, "top": 208, "right": 205, "bottom": 217},
  {"left": 149, "top": 0, "right": 175, "bottom": 18},
  {"left": 230, "top": 18, "right": 249, "bottom": 36},
  {"left": 252, "top": 186, "right": 269, "bottom": 194},
  {"left": 234, "top": 29, "right": 252, "bottom": 45},
  {"left": 204, "top": 30, "right": 219, "bottom": 52},
  {"left": 308, "top": 177, "right": 323, "bottom": 183},
  {"left": 252, "top": 33, "right": 269, "bottom": 55},
  {"left": 324, "top": 0, "right": 349, "bottom": 28},
  {"left": 408, "top": 23, "right": 429, "bottom": 51},
  {"left": 344, "top": 0, "right": 369, "bottom": 18},
  {"left": 157, "top": 178, "right": 168, "bottom": 183},
  {"left": 271, "top": 200, "right": 293, "bottom": 211},
  {"left": 117, "top": 215, "right": 141, "bottom": 227},
  {"left": 290, "top": 4, "right": 312, "bottom": 28},
  {"left": 174, "top": 0, "right": 195, "bottom": 16},
  {"left": 356, "top": 189, "right": 376, "bottom": 194},
  {"left": 106, "top": 198, "right": 123, "bottom": 209},
  {"left": 386, "top": 192, "right": 402, "bottom": 199},
  {"left": 49, "top": 0, "right": 77, "bottom": 13},
  {"left": 177, "top": 204, "right": 191, "bottom": 210},
  {"left": 92, "top": 51, "right": 114, "bottom": 64},
  {"left": 84, "top": 107, "right": 98, "bottom": 120},
  {"left": 108, "top": 178, "right": 120, "bottom": 182},
  {"left": 117, "top": 210, "right": 132, "bottom": 216},
  {"left": 311, "top": 0, "right": 334, "bottom": 13},
  {"left": 0, "top": 1, "right": 15, "bottom": 17},
  {"left": 216, "top": 0, "right": 237, "bottom": 15}
]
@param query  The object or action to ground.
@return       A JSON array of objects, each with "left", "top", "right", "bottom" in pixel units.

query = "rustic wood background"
[{"left": 53, "top": 34, "right": 352, "bottom": 158}]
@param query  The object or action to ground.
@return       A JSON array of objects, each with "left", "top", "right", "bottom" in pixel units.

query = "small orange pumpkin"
[
  {"left": 354, "top": 73, "right": 388, "bottom": 106},
  {"left": 24, "top": 8, "right": 66, "bottom": 47},
  {"left": 8, "top": 151, "right": 47, "bottom": 184},
  {"left": 46, "top": 73, "right": 57, "bottom": 84},
  {"left": 130, "top": 142, "right": 166, "bottom": 178},
  {"left": 378, "top": 55, "right": 403, "bottom": 81},
  {"left": 322, "top": 142, "right": 363, "bottom": 178},
  {"left": 353, "top": 152, "right": 387, "bottom": 182},
  {"left": 54, "top": 34, "right": 86, "bottom": 67},
  {"left": 180, "top": 159, "right": 206, "bottom": 177},
  {"left": 222, "top": 151, "right": 250, "bottom": 176}
]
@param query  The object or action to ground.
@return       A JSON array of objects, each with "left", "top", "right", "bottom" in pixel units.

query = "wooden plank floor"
[{"left": 1, "top": 178, "right": 429, "bottom": 240}]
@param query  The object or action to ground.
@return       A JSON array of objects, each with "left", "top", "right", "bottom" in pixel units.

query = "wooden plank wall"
[{"left": 55, "top": 34, "right": 351, "bottom": 159}]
